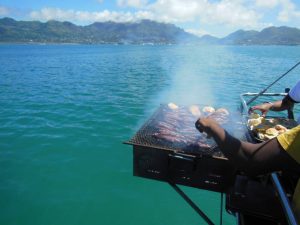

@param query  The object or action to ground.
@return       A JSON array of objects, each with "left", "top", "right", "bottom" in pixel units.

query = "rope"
[{"left": 246, "top": 61, "right": 300, "bottom": 106}]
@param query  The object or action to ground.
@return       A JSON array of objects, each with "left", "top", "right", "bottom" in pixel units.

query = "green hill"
[
  {"left": 1, "top": 17, "right": 300, "bottom": 45},
  {"left": 199, "top": 26, "right": 300, "bottom": 45},
  {"left": 0, "top": 17, "right": 198, "bottom": 44}
]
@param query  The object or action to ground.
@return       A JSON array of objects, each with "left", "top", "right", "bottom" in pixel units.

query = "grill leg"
[{"left": 169, "top": 182, "right": 215, "bottom": 225}]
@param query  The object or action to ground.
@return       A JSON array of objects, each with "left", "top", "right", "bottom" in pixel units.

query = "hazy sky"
[{"left": 1, "top": 0, "right": 300, "bottom": 37}]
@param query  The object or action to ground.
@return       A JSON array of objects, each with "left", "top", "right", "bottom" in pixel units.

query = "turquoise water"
[{"left": 1, "top": 44, "right": 300, "bottom": 225}]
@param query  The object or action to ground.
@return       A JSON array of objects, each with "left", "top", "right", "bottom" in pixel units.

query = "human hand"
[
  {"left": 195, "top": 117, "right": 217, "bottom": 137},
  {"left": 249, "top": 102, "right": 273, "bottom": 117}
]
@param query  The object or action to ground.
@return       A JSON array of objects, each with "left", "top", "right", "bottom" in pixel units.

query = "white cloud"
[
  {"left": 117, "top": 0, "right": 148, "bottom": 8},
  {"left": 148, "top": 0, "right": 203, "bottom": 23},
  {"left": 185, "top": 28, "right": 209, "bottom": 37},
  {"left": 255, "top": 0, "right": 279, "bottom": 8},
  {"left": 203, "top": 0, "right": 261, "bottom": 28},
  {"left": 0, "top": 6, "right": 10, "bottom": 16},
  {"left": 147, "top": 0, "right": 262, "bottom": 28},
  {"left": 26, "top": 0, "right": 300, "bottom": 37},
  {"left": 28, "top": 0, "right": 263, "bottom": 29},
  {"left": 277, "top": 0, "right": 300, "bottom": 22},
  {"left": 29, "top": 7, "right": 153, "bottom": 23}
]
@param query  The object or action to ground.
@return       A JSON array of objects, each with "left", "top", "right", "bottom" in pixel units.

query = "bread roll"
[
  {"left": 216, "top": 108, "right": 229, "bottom": 115},
  {"left": 249, "top": 113, "right": 260, "bottom": 119},
  {"left": 264, "top": 134, "right": 275, "bottom": 140},
  {"left": 168, "top": 102, "right": 178, "bottom": 110},
  {"left": 257, "top": 132, "right": 265, "bottom": 140},
  {"left": 265, "top": 127, "right": 279, "bottom": 136},
  {"left": 202, "top": 106, "right": 215, "bottom": 113},
  {"left": 248, "top": 118, "right": 263, "bottom": 127},
  {"left": 275, "top": 124, "right": 287, "bottom": 132},
  {"left": 189, "top": 105, "right": 201, "bottom": 117}
]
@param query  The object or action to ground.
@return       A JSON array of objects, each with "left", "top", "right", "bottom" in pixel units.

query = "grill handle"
[
  {"left": 168, "top": 153, "right": 196, "bottom": 162},
  {"left": 168, "top": 153, "right": 197, "bottom": 173}
]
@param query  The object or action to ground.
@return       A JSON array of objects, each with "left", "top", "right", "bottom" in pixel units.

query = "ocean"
[{"left": 1, "top": 44, "right": 300, "bottom": 225}]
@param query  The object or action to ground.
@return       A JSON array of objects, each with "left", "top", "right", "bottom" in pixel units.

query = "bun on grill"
[
  {"left": 168, "top": 102, "right": 178, "bottom": 110},
  {"left": 216, "top": 108, "right": 229, "bottom": 115},
  {"left": 248, "top": 118, "right": 263, "bottom": 127},
  {"left": 275, "top": 124, "right": 288, "bottom": 133},
  {"left": 189, "top": 105, "right": 201, "bottom": 117},
  {"left": 265, "top": 128, "right": 279, "bottom": 136},
  {"left": 203, "top": 106, "right": 215, "bottom": 113}
]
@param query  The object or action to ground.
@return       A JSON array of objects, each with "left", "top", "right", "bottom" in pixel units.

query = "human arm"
[
  {"left": 249, "top": 78, "right": 300, "bottom": 117},
  {"left": 249, "top": 95, "right": 295, "bottom": 117},
  {"left": 195, "top": 118, "right": 300, "bottom": 176}
]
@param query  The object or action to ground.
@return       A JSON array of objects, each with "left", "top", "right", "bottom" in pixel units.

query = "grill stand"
[{"left": 169, "top": 182, "right": 219, "bottom": 225}]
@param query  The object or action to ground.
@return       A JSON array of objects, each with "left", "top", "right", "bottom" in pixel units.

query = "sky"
[{"left": 1, "top": 0, "right": 300, "bottom": 37}]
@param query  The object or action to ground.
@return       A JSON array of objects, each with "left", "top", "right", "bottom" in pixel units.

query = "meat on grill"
[{"left": 152, "top": 105, "right": 230, "bottom": 148}]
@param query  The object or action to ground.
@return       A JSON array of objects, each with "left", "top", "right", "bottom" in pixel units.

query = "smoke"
[{"left": 153, "top": 59, "right": 216, "bottom": 107}]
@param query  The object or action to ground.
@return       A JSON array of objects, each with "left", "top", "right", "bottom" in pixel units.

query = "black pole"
[
  {"left": 285, "top": 88, "right": 295, "bottom": 119},
  {"left": 247, "top": 61, "right": 300, "bottom": 106},
  {"left": 220, "top": 192, "right": 223, "bottom": 225},
  {"left": 169, "top": 182, "right": 215, "bottom": 225}
]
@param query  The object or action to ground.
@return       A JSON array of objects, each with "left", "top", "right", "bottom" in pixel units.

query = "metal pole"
[
  {"left": 169, "top": 182, "right": 215, "bottom": 225},
  {"left": 220, "top": 192, "right": 223, "bottom": 225},
  {"left": 246, "top": 61, "right": 300, "bottom": 106},
  {"left": 235, "top": 213, "right": 240, "bottom": 225},
  {"left": 271, "top": 173, "right": 298, "bottom": 225}
]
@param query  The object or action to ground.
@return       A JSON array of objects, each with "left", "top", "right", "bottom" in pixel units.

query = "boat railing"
[
  {"left": 240, "top": 92, "right": 298, "bottom": 225},
  {"left": 240, "top": 92, "right": 288, "bottom": 115}
]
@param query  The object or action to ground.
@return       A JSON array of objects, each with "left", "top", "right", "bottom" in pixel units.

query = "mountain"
[
  {"left": 254, "top": 26, "right": 300, "bottom": 45},
  {"left": 1, "top": 17, "right": 300, "bottom": 45},
  {"left": 202, "top": 26, "right": 300, "bottom": 45},
  {"left": 219, "top": 29, "right": 259, "bottom": 45},
  {"left": 0, "top": 17, "right": 198, "bottom": 44},
  {"left": 198, "top": 34, "right": 219, "bottom": 44}
]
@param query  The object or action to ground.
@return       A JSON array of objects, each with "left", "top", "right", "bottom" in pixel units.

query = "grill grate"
[{"left": 126, "top": 105, "right": 227, "bottom": 157}]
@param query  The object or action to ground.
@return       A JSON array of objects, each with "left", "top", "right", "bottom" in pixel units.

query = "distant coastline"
[{"left": 1, "top": 17, "right": 300, "bottom": 45}]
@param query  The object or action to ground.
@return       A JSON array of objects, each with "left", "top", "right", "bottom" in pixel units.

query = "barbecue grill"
[{"left": 125, "top": 104, "right": 247, "bottom": 193}]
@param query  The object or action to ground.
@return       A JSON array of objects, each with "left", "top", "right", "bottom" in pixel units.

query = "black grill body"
[{"left": 126, "top": 105, "right": 246, "bottom": 192}]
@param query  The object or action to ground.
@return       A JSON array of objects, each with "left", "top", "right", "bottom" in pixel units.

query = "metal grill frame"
[
  {"left": 125, "top": 104, "right": 241, "bottom": 192},
  {"left": 124, "top": 105, "right": 224, "bottom": 158}
]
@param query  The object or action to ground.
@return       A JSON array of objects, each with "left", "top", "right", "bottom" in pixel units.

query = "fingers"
[
  {"left": 195, "top": 117, "right": 212, "bottom": 133},
  {"left": 248, "top": 108, "right": 253, "bottom": 114},
  {"left": 261, "top": 112, "right": 267, "bottom": 117},
  {"left": 249, "top": 106, "right": 265, "bottom": 116},
  {"left": 249, "top": 106, "right": 259, "bottom": 112},
  {"left": 195, "top": 120, "right": 203, "bottom": 132}
]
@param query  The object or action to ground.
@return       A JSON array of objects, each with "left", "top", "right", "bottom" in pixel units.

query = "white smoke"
[{"left": 153, "top": 60, "right": 215, "bottom": 107}]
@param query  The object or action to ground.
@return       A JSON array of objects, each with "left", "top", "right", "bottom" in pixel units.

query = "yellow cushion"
[
  {"left": 277, "top": 125, "right": 300, "bottom": 163},
  {"left": 277, "top": 125, "right": 300, "bottom": 222}
]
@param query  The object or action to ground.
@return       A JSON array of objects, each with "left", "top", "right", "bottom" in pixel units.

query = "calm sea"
[{"left": 1, "top": 44, "right": 300, "bottom": 225}]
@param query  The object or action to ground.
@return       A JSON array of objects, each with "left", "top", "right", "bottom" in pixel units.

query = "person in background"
[
  {"left": 249, "top": 80, "right": 300, "bottom": 123},
  {"left": 195, "top": 80, "right": 300, "bottom": 222},
  {"left": 195, "top": 117, "right": 300, "bottom": 222}
]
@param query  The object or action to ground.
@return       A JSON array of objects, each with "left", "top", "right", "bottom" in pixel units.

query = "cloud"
[
  {"left": 28, "top": 1, "right": 262, "bottom": 29},
  {"left": 0, "top": 6, "right": 10, "bottom": 16},
  {"left": 255, "top": 0, "right": 279, "bottom": 8},
  {"left": 26, "top": 0, "right": 300, "bottom": 37},
  {"left": 277, "top": 0, "right": 300, "bottom": 22},
  {"left": 202, "top": 0, "right": 261, "bottom": 28},
  {"left": 148, "top": 0, "right": 202, "bottom": 23},
  {"left": 185, "top": 28, "right": 209, "bottom": 37},
  {"left": 29, "top": 7, "right": 154, "bottom": 23},
  {"left": 117, "top": 0, "right": 148, "bottom": 8},
  {"left": 147, "top": 0, "right": 262, "bottom": 29}
]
